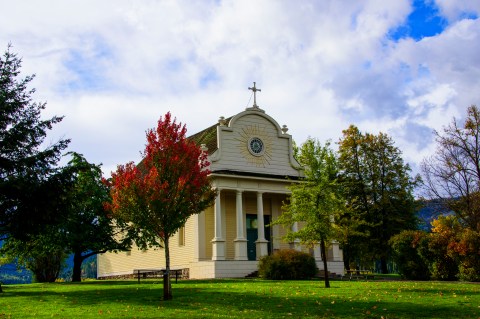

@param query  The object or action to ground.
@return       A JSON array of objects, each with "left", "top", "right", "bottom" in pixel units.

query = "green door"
[{"left": 246, "top": 214, "right": 271, "bottom": 261}]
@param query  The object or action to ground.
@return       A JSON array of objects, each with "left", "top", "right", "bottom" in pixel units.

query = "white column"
[
  {"left": 271, "top": 197, "right": 280, "bottom": 251},
  {"left": 255, "top": 192, "right": 268, "bottom": 259},
  {"left": 212, "top": 188, "right": 225, "bottom": 260},
  {"left": 291, "top": 195, "right": 302, "bottom": 252},
  {"left": 214, "top": 189, "right": 222, "bottom": 240},
  {"left": 256, "top": 192, "right": 265, "bottom": 241},
  {"left": 193, "top": 212, "right": 206, "bottom": 261},
  {"left": 313, "top": 243, "right": 322, "bottom": 261},
  {"left": 236, "top": 190, "right": 245, "bottom": 239},
  {"left": 332, "top": 240, "right": 341, "bottom": 261},
  {"left": 292, "top": 222, "right": 302, "bottom": 251},
  {"left": 234, "top": 190, "right": 248, "bottom": 260}
]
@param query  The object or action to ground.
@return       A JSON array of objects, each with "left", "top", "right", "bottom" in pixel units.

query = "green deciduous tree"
[
  {"left": 0, "top": 44, "right": 69, "bottom": 240},
  {"left": 108, "top": 112, "right": 216, "bottom": 300},
  {"left": 1, "top": 152, "right": 130, "bottom": 282},
  {"left": 61, "top": 152, "right": 130, "bottom": 282},
  {"left": 338, "top": 125, "right": 418, "bottom": 273},
  {"left": 275, "top": 138, "right": 343, "bottom": 288}
]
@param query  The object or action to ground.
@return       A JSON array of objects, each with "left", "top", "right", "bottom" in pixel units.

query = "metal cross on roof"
[{"left": 248, "top": 82, "right": 261, "bottom": 108}]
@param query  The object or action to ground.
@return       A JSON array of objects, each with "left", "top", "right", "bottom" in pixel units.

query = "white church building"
[{"left": 97, "top": 84, "right": 344, "bottom": 279}]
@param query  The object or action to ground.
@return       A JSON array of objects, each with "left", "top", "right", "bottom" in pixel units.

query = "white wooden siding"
[{"left": 211, "top": 112, "right": 301, "bottom": 177}]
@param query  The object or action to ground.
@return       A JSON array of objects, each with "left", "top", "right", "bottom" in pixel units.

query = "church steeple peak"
[{"left": 246, "top": 82, "right": 265, "bottom": 113}]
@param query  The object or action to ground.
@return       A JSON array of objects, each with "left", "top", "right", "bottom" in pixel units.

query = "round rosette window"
[{"left": 248, "top": 137, "right": 264, "bottom": 156}]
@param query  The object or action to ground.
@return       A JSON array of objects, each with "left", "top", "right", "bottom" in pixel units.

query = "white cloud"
[
  {"left": 435, "top": 0, "right": 480, "bottom": 21},
  {"left": 1, "top": 0, "right": 479, "bottom": 183}
]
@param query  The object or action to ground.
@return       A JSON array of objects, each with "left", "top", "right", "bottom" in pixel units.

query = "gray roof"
[{"left": 188, "top": 117, "right": 232, "bottom": 155}]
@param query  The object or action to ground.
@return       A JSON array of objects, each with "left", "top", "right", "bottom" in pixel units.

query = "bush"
[
  {"left": 1, "top": 234, "right": 66, "bottom": 283},
  {"left": 390, "top": 216, "right": 480, "bottom": 282},
  {"left": 389, "top": 230, "right": 430, "bottom": 280},
  {"left": 28, "top": 250, "right": 66, "bottom": 283},
  {"left": 455, "top": 229, "right": 480, "bottom": 282},
  {"left": 458, "top": 262, "right": 480, "bottom": 282},
  {"left": 423, "top": 216, "right": 460, "bottom": 281},
  {"left": 258, "top": 249, "right": 317, "bottom": 280}
]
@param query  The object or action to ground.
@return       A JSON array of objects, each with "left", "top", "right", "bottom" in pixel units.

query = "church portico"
[{"left": 207, "top": 181, "right": 291, "bottom": 263}]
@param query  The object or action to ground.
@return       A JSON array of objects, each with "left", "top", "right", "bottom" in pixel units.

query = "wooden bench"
[
  {"left": 133, "top": 269, "right": 183, "bottom": 283},
  {"left": 345, "top": 269, "right": 375, "bottom": 280},
  {"left": 317, "top": 270, "right": 337, "bottom": 279}
]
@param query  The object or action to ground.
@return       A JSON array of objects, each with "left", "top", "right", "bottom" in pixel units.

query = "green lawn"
[{"left": 1, "top": 279, "right": 479, "bottom": 318}]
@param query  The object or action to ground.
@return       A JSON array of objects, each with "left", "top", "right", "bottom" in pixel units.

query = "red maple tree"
[{"left": 108, "top": 112, "right": 216, "bottom": 300}]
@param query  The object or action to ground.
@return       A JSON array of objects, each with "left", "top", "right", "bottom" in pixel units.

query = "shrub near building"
[{"left": 258, "top": 249, "right": 318, "bottom": 280}]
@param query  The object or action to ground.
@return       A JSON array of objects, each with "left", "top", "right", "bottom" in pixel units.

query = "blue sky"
[
  {"left": 1, "top": 0, "right": 479, "bottom": 178},
  {"left": 390, "top": 0, "right": 447, "bottom": 40}
]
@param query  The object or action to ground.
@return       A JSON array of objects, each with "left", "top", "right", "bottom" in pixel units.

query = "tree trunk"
[
  {"left": 163, "top": 236, "right": 172, "bottom": 300},
  {"left": 72, "top": 251, "right": 83, "bottom": 282},
  {"left": 0, "top": 282, "right": 3, "bottom": 293},
  {"left": 343, "top": 245, "right": 351, "bottom": 271},
  {"left": 380, "top": 256, "right": 388, "bottom": 274},
  {"left": 320, "top": 239, "right": 330, "bottom": 288}
]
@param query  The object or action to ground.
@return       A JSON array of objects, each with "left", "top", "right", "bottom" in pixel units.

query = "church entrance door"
[{"left": 246, "top": 214, "right": 271, "bottom": 261}]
